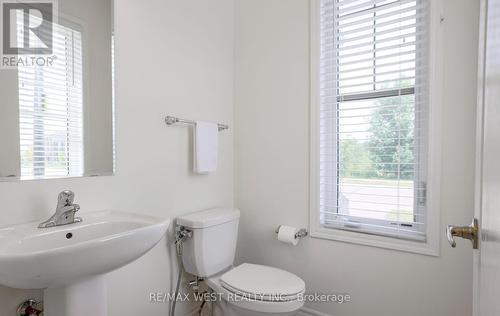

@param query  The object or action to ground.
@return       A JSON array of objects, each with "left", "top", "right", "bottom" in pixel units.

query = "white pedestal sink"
[{"left": 0, "top": 210, "right": 170, "bottom": 316}]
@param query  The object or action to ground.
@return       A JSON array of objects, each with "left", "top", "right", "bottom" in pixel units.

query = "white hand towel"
[{"left": 194, "top": 121, "right": 218, "bottom": 174}]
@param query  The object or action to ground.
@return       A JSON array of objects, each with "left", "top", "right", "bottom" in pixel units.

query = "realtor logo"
[{"left": 1, "top": 0, "right": 55, "bottom": 55}]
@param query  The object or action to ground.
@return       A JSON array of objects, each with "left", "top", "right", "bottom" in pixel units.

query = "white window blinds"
[
  {"left": 18, "top": 15, "right": 84, "bottom": 180},
  {"left": 319, "top": 0, "right": 429, "bottom": 240}
]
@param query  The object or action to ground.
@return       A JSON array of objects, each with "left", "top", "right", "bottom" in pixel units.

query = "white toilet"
[{"left": 177, "top": 208, "right": 306, "bottom": 316}]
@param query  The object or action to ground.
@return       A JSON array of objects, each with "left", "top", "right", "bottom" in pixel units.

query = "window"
[
  {"left": 18, "top": 14, "right": 84, "bottom": 180},
  {"left": 311, "top": 0, "right": 440, "bottom": 253}
]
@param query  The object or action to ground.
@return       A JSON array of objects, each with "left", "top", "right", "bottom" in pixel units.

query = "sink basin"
[
  {"left": 0, "top": 210, "right": 170, "bottom": 316},
  {"left": 0, "top": 210, "right": 169, "bottom": 289}
]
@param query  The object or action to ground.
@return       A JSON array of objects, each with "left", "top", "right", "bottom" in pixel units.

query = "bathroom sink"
[{"left": 0, "top": 210, "right": 170, "bottom": 290}]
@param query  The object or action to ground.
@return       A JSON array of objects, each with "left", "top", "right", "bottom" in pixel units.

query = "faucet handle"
[
  {"left": 73, "top": 204, "right": 81, "bottom": 215},
  {"left": 59, "top": 204, "right": 80, "bottom": 215},
  {"left": 70, "top": 204, "right": 81, "bottom": 223},
  {"left": 59, "top": 204, "right": 82, "bottom": 224}
]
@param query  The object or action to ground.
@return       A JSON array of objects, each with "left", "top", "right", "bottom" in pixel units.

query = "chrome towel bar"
[{"left": 165, "top": 116, "right": 229, "bottom": 132}]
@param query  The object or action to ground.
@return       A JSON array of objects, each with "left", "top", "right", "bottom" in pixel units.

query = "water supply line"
[
  {"left": 170, "top": 226, "right": 192, "bottom": 316},
  {"left": 17, "top": 300, "right": 43, "bottom": 316}
]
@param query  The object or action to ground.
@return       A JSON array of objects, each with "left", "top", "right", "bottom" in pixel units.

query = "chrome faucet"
[{"left": 38, "top": 190, "right": 82, "bottom": 228}]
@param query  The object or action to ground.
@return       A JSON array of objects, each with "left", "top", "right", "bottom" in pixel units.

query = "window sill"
[{"left": 310, "top": 225, "right": 440, "bottom": 256}]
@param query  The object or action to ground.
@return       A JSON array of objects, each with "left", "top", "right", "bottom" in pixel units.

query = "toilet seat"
[
  {"left": 206, "top": 263, "right": 305, "bottom": 314},
  {"left": 220, "top": 263, "right": 305, "bottom": 302}
]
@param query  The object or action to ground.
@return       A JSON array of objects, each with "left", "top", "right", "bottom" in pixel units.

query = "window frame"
[
  {"left": 309, "top": 0, "right": 443, "bottom": 256},
  {"left": 17, "top": 13, "right": 88, "bottom": 180}
]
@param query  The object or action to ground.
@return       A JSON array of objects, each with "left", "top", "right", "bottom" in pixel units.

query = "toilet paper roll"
[{"left": 277, "top": 225, "right": 299, "bottom": 246}]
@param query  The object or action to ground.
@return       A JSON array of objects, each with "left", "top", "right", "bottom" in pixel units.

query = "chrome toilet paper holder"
[{"left": 275, "top": 226, "right": 308, "bottom": 239}]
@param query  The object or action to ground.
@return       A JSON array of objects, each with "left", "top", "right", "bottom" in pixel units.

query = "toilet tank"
[{"left": 176, "top": 208, "right": 240, "bottom": 277}]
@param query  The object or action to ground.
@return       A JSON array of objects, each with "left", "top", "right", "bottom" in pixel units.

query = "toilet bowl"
[
  {"left": 206, "top": 263, "right": 305, "bottom": 316},
  {"left": 176, "top": 208, "right": 306, "bottom": 316}
]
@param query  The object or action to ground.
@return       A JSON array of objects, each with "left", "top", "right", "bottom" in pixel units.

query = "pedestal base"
[{"left": 44, "top": 275, "right": 107, "bottom": 316}]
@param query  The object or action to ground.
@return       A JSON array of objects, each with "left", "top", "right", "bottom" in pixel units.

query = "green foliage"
[
  {"left": 339, "top": 138, "right": 376, "bottom": 178},
  {"left": 368, "top": 95, "right": 415, "bottom": 180},
  {"left": 338, "top": 75, "right": 416, "bottom": 181}
]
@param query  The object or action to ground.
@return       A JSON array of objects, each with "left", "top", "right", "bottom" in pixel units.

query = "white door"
[
  {"left": 469, "top": 0, "right": 500, "bottom": 315},
  {"left": 447, "top": 0, "right": 500, "bottom": 315}
]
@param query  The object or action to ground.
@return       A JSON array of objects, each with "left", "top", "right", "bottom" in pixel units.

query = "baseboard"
[
  {"left": 298, "top": 306, "right": 333, "bottom": 316},
  {"left": 186, "top": 305, "right": 331, "bottom": 316}
]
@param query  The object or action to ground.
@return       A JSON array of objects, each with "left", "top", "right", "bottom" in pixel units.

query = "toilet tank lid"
[{"left": 177, "top": 208, "right": 240, "bottom": 228}]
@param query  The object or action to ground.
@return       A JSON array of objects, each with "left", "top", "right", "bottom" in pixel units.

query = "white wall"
[
  {"left": 0, "top": 68, "right": 20, "bottom": 178},
  {"left": 234, "top": 0, "right": 479, "bottom": 315},
  {"left": 0, "top": 0, "right": 234, "bottom": 315}
]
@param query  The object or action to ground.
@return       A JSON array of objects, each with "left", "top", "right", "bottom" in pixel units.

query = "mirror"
[{"left": 0, "top": 0, "right": 114, "bottom": 181}]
